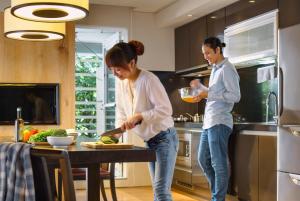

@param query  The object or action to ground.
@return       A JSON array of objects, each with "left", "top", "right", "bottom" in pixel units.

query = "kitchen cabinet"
[
  {"left": 207, "top": 8, "right": 226, "bottom": 42},
  {"left": 258, "top": 136, "right": 277, "bottom": 201},
  {"left": 279, "top": 0, "right": 300, "bottom": 28},
  {"left": 232, "top": 133, "right": 277, "bottom": 201},
  {"left": 175, "top": 24, "right": 190, "bottom": 71},
  {"left": 226, "top": 0, "right": 278, "bottom": 27},
  {"left": 189, "top": 17, "right": 207, "bottom": 68},
  {"left": 232, "top": 134, "right": 259, "bottom": 201},
  {"left": 175, "top": 17, "right": 207, "bottom": 71}
]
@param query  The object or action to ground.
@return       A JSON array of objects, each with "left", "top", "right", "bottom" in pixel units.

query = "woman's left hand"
[{"left": 122, "top": 113, "right": 143, "bottom": 130}]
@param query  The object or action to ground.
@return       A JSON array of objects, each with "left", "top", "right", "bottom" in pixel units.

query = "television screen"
[{"left": 0, "top": 83, "right": 59, "bottom": 125}]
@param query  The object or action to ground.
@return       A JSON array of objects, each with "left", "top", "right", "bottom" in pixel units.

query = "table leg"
[{"left": 87, "top": 163, "right": 100, "bottom": 201}]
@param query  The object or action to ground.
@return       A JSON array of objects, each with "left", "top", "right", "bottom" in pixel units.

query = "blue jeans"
[
  {"left": 198, "top": 124, "right": 232, "bottom": 201},
  {"left": 145, "top": 127, "right": 179, "bottom": 201}
]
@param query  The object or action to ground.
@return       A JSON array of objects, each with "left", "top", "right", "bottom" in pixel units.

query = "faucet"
[{"left": 266, "top": 91, "right": 278, "bottom": 123}]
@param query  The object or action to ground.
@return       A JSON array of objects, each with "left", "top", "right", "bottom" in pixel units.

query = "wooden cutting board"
[{"left": 80, "top": 142, "right": 133, "bottom": 149}]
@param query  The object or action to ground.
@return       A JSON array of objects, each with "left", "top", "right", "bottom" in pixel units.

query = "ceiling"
[{"left": 90, "top": 0, "right": 177, "bottom": 12}]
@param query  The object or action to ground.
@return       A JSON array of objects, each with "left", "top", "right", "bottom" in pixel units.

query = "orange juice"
[{"left": 181, "top": 96, "right": 195, "bottom": 103}]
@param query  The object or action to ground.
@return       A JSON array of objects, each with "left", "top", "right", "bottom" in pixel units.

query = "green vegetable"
[
  {"left": 28, "top": 128, "right": 67, "bottom": 142},
  {"left": 52, "top": 129, "right": 67, "bottom": 137},
  {"left": 28, "top": 130, "right": 53, "bottom": 142},
  {"left": 100, "top": 136, "right": 119, "bottom": 144}
]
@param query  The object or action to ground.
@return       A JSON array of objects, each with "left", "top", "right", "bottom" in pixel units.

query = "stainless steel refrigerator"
[{"left": 278, "top": 23, "right": 300, "bottom": 201}]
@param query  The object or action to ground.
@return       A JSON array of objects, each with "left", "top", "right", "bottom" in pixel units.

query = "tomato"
[{"left": 30, "top": 129, "right": 39, "bottom": 135}]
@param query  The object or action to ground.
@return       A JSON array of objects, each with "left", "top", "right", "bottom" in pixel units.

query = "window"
[{"left": 75, "top": 27, "right": 126, "bottom": 178}]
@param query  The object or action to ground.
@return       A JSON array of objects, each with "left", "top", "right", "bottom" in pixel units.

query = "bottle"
[{"left": 15, "top": 107, "right": 24, "bottom": 142}]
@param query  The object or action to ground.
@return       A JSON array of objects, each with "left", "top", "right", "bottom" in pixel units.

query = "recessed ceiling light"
[
  {"left": 249, "top": 0, "right": 256, "bottom": 3},
  {"left": 210, "top": 16, "right": 217, "bottom": 19},
  {"left": 187, "top": 14, "right": 193, "bottom": 17}
]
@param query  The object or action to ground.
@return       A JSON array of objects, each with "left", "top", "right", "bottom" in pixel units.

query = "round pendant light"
[
  {"left": 11, "top": 0, "right": 89, "bottom": 22},
  {"left": 4, "top": 7, "right": 65, "bottom": 41}
]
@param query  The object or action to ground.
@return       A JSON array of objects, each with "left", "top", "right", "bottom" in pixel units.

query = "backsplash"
[{"left": 234, "top": 66, "right": 278, "bottom": 122}]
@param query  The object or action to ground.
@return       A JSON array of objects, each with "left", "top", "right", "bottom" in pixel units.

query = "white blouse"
[{"left": 115, "top": 69, "right": 174, "bottom": 141}]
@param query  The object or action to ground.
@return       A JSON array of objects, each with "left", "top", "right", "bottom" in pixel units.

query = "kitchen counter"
[{"left": 175, "top": 121, "right": 277, "bottom": 134}]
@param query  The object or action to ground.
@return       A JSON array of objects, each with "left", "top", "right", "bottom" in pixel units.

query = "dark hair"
[
  {"left": 105, "top": 40, "right": 144, "bottom": 69},
  {"left": 203, "top": 37, "right": 226, "bottom": 54}
]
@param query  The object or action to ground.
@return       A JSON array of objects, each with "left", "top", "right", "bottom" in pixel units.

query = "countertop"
[{"left": 174, "top": 122, "right": 277, "bottom": 136}]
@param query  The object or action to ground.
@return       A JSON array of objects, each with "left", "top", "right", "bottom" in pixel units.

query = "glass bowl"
[{"left": 178, "top": 87, "right": 199, "bottom": 103}]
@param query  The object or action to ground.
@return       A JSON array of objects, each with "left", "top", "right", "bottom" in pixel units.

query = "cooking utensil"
[
  {"left": 178, "top": 87, "right": 200, "bottom": 103},
  {"left": 100, "top": 121, "right": 142, "bottom": 136}
]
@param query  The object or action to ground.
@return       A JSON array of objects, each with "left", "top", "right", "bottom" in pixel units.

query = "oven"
[
  {"left": 176, "top": 130, "right": 192, "bottom": 168},
  {"left": 173, "top": 128, "right": 208, "bottom": 190}
]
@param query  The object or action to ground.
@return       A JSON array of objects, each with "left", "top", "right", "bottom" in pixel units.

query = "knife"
[{"left": 100, "top": 121, "right": 142, "bottom": 136}]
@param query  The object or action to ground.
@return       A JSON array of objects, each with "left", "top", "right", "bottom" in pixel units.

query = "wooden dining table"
[{"left": 32, "top": 141, "right": 156, "bottom": 201}]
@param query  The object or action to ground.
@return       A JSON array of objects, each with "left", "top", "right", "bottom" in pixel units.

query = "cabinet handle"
[
  {"left": 185, "top": 144, "right": 190, "bottom": 157},
  {"left": 289, "top": 174, "right": 300, "bottom": 186}
]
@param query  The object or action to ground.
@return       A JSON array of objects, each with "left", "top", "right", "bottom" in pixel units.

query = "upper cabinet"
[
  {"left": 189, "top": 17, "right": 207, "bottom": 68},
  {"left": 279, "top": 0, "right": 300, "bottom": 28},
  {"left": 175, "top": 24, "right": 190, "bottom": 71},
  {"left": 207, "top": 8, "right": 226, "bottom": 42},
  {"left": 225, "top": 0, "right": 278, "bottom": 27},
  {"left": 175, "top": 17, "right": 207, "bottom": 71}
]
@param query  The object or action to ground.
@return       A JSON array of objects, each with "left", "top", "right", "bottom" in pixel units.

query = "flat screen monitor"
[{"left": 0, "top": 83, "right": 59, "bottom": 125}]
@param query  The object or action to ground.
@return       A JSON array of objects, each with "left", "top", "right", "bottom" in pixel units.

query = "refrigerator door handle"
[
  {"left": 288, "top": 126, "right": 300, "bottom": 137},
  {"left": 289, "top": 174, "right": 300, "bottom": 186},
  {"left": 279, "top": 67, "right": 283, "bottom": 116}
]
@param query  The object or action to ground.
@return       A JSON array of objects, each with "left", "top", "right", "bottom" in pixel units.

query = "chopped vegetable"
[{"left": 100, "top": 136, "right": 119, "bottom": 144}]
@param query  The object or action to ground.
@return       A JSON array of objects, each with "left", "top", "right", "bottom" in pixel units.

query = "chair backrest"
[{"left": 31, "top": 148, "right": 76, "bottom": 201}]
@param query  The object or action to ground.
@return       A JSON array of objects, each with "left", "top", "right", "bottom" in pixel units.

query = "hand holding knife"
[{"left": 100, "top": 120, "right": 142, "bottom": 137}]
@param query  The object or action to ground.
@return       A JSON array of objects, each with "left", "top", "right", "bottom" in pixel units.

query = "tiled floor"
[{"left": 76, "top": 186, "right": 238, "bottom": 201}]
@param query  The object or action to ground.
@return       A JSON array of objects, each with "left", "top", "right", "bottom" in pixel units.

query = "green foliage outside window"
[{"left": 75, "top": 54, "right": 102, "bottom": 138}]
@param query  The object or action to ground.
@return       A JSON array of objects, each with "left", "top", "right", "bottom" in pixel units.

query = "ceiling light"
[
  {"left": 187, "top": 14, "right": 193, "bottom": 17},
  {"left": 249, "top": 0, "right": 256, "bottom": 3},
  {"left": 4, "top": 7, "right": 65, "bottom": 41},
  {"left": 210, "top": 16, "right": 217, "bottom": 19},
  {"left": 11, "top": 0, "right": 89, "bottom": 22}
]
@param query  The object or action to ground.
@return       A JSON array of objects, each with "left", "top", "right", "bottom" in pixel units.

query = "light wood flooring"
[{"left": 76, "top": 186, "right": 238, "bottom": 201}]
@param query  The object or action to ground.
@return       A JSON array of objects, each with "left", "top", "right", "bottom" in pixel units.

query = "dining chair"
[
  {"left": 31, "top": 148, "right": 76, "bottom": 201},
  {"left": 58, "top": 163, "right": 117, "bottom": 201}
]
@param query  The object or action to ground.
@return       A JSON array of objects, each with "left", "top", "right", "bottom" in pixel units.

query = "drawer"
[
  {"left": 173, "top": 166, "right": 192, "bottom": 185},
  {"left": 278, "top": 126, "right": 300, "bottom": 173},
  {"left": 278, "top": 171, "right": 300, "bottom": 201}
]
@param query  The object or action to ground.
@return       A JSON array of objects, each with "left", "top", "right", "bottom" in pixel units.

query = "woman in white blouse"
[{"left": 105, "top": 40, "right": 178, "bottom": 201}]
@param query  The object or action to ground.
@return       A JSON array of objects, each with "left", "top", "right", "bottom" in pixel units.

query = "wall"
[
  {"left": 78, "top": 4, "right": 175, "bottom": 71},
  {"left": 0, "top": 12, "right": 75, "bottom": 136}
]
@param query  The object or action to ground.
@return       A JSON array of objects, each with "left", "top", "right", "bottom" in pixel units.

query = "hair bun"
[
  {"left": 221, "top": 42, "right": 226, "bottom": 48},
  {"left": 128, "top": 40, "right": 144, "bottom": 56}
]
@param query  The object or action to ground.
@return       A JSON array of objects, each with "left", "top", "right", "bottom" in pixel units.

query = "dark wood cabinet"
[
  {"left": 175, "top": 17, "right": 207, "bottom": 71},
  {"left": 258, "top": 136, "right": 277, "bottom": 201},
  {"left": 226, "top": 0, "right": 278, "bottom": 27},
  {"left": 207, "top": 8, "right": 226, "bottom": 42},
  {"left": 189, "top": 17, "right": 207, "bottom": 67},
  {"left": 232, "top": 133, "right": 277, "bottom": 201},
  {"left": 233, "top": 134, "right": 259, "bottom": 201},
  {"left": 175, "top": 24, "right": 190, "bottom": 71},
  {"left": 279, "top": 0, "right": 300, "bottom": 28}
]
